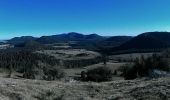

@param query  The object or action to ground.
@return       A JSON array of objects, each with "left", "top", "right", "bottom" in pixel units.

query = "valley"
[
  {"left": 1, "top": 0, "right": 170, "bottom": 99},
  {"left": 0, "top": 32, "right": 170, "bottom": 100}
]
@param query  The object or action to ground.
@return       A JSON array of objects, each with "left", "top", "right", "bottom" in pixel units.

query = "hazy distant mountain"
[
  {"left": 65, "top": 32, "right": 85, "bottom": 40},
  {"left": 115, "top": 32, "right": 170, "bottom": 51},
  {"left": 85, "top": 34, "right": 104, "bottom": 40},
  {"left": 35, "top": 35, "right": 59, "bottom": 44},
  {"left": 0, "top": 40, "right": 6, "bottom": 43},
  {"left": 36, "top": 32, "right": 105, "bottom": 44},
  {"left": 8, "top": 36, "right": 37, "bottom": 45},
  {"left": 0, "top": 40, "right": 7, "bottom": 45},
  {"left": 106, "top": 36, "right": 132, "bottom": 42}
]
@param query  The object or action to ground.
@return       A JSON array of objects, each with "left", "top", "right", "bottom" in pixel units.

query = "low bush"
[
  {"left": 23, "top": 66, "right": 65, "bottom": 80},
  {"left": 43, "top": 67, "right": 65, "bottom": 81},
  {"left": 86, "top": 67, "right": 112, "bottom": 82},
  {"left": 118, "top": 63, "right": 132, "bottom": 76}
]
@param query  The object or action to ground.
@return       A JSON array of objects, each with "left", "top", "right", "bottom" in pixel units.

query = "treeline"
[
  {"left": 0, "top": 50, "right": 64, "bottom": 80},
  {"left": 62, "top": 57, "right": 103, "bottom": 68},
  {"left": 0, "top": 51, "right": 59, "bottom": 70},
  {"left": 111, "top": 48, "right": 165, "bottom": 55},
  {"left": 119, "top": 49, "right": 170, "bottom": 80}
]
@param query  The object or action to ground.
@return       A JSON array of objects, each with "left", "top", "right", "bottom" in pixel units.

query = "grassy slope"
[
  {"left": 64, "top": 62, "right": 125, "bottom": 79},
  {"left": 0, "top": 77, "right": 169, "bottom": 100}
]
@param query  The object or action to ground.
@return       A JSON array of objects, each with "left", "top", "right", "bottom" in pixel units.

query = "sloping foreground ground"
[{"left": 0, "top": 77, "right": 169, "bottom": 100}]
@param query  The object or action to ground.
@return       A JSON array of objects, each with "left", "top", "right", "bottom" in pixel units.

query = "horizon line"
[{"left": 1, "top": 31, "right": 169, "bottom": 40}]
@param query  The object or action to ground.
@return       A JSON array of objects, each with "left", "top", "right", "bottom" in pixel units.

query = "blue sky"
[{"left": 0, "top": 0, "right": 170, "bottom": 39}]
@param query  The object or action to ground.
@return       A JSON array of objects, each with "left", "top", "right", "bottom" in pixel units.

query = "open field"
[
  {"left": 36, "top": 49, "right": 103, "bottom": 69},
  {"left": 63, "top": 52, "right": 158, "bottom": 76},
  {"left": 110, "top": 52, "right": 160, "bottom": 62},
  {"left": 85, "top": 62, "right": 126, "bottom": 70},
  {"left": 46, "top": 43, "right": 71, "bottom": 49},
  {"left": 64, "top": 62, "right": 125, "bottom": 81},
  {"left": 0, "top": 77, "right": 169, "bottom": 100},
  {"left": 36, "top": 49, "right": 101, "bottom": 60}
]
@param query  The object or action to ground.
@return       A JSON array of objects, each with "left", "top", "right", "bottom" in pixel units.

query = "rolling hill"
[
  {"left": 8, "top": 36, "right": 37, "bottom": 45},
  {"left": 110, "top": 32, "right": 170, "bottom": 53},
  {"left": 99, "top": 36, "right": 133, "bottom": 48}
]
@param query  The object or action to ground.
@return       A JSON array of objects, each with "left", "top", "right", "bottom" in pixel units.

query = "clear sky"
[{"left": 0, "top": 0, "right": 170, "bottom": 39}]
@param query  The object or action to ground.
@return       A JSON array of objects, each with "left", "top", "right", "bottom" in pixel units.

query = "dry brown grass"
[
  {"left": 0, "top": 76, "right": 169, "bottom": 100},
  {"left": 110, "top": 53, "right": 160, "bottom": 62},
  {"left": 63, "top": 62, "right": 125, "bottom": 80}
]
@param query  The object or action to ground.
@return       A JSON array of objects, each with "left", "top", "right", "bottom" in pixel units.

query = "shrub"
[
  {"left": 122, "top": 54, "right": 170, "bottom": 80},
  {"left": 113, "top": 70, "right": 117, "bottom": 75},
  {"left": 43, "top": 67, "right": 65, "bottom": 81},
  {"left": 118, "top": 63, "right": 132, "bottom": 76},
  {"left": 86, "top": 67, "right": 112, "bottom": 82},
  {"left": 119, "top": 63, "right": 137, "bottom": 80},
  {"left": 23, "top": 65, "right": 65, "bottom": 80},
  {"left": 81, "top": 71, "right": 86, "bottom": 81},
  {"left": 23, "top": 70, "right": 36, "bottom": 79}
]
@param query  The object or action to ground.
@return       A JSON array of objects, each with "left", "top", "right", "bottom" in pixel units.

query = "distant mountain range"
[
  {"left": 7, "top": 32, "right": 170, "bottom": 53},
  {"left": 7, "top": 32, "right": 105, "bottom": 44},
  {"left": 36, "top": 32, "right": 105, "bottom": 44}
]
